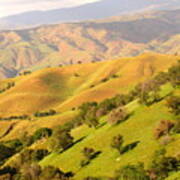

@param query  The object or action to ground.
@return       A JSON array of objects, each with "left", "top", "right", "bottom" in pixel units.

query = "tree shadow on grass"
[
  {"left": 97, "top": 122, "right": 107, "bottom": 129},
  {"left": 90, "top": 151, "right": 102, "bottom": 160},
  {"left": 80, "top": 151, "right": 102, "bottom": 169},
  {"left": 121, "top": 141, "right": 140, "bottom": 154},
  {"left": 61, "top": 136, "right": 87, "bottom": 153}
]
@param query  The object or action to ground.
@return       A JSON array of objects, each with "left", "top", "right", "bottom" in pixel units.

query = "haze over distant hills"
[
  {"left": 0, "top": 9, "right": 179, "bottom": 79},
  {"left": 0, "top": 0, "right": 180, "bottom": 30}
]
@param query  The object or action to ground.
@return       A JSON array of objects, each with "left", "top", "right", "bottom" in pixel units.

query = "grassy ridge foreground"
[
  {"left": 39, "top": 84, "right": 180, "bottom": 179},
  {"left": 0, "top": 53, "right": 179, "bottom": 179}
]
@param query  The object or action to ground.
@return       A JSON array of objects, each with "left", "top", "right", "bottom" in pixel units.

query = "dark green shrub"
[
  {"left": 31, "top": 149, "right": 49, "bottom": 162},
  {"left": 34, "top": 109, "right": 56, "bottom": 117},
  {"left": 166, "top": 96, "right": 180, "bottom": 115},
  {"left": 20, "top": 132, "right": 34, "bottom": 147},
  {"left": 98, "top": 99, "right": 116, "bottom": 113},
  {"left": 5, "top": 139, "right": 23, "bottom": 152},
  {"left": 49, "top": 127, "right": 73, "bottom": 152},
  {"left": 0, "top": 114, "right": 29, "bottom": 121},
  {"left": 111, "top": 74, "right": 119, "bottom": 78},
  {"left": 149, "top": 149, "right": 179, "bottom": 179},
  {"left": 80, "top": 147, "right": 101, "bottom": 168},
  {"left": 172, "top": 121, "right": 180, "bottom": 134},
  {"left": 78, "top": 102, "right": 99, "bottom": 128},
  {"left": 82, "top": 147, "right": 96, "bottom": 160},
  {"left": 33, "top": 128, "right": 52, "bottom": 141},
  {"left": 41, "top": 166, "right": 67, "bottom": 180},
  {"left": 111, "top": 134, "right": 124, "bottom": 154},
  {"left": 0, "top": 144, "right": 15, "bottom": 164},
  {"left": 115, "top": 163, "right": 150, "bottom": 180},
  {"left": 101, "top": 78, "right": 109, "bottom": 83},
  {"left": 168, "top": 61, "right": 180, "bottom": 87},
  {"left": 154, "top": 72, "right": 169, "bottom": 85}
]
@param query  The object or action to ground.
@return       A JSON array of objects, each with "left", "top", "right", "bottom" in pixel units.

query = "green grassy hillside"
[{"left": 0, "top": 53, "right": 179, "bottom": 180}]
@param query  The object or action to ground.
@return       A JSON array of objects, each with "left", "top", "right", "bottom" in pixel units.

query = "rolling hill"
[
  {"left": 0, "top": 52, "right": 178, "bottom": 134},
  {"left": 0, "top": 9, "right": 179, "bottom": 79},
  {"left": 0, "top": 52, "right": 179, "bottom": 179}
]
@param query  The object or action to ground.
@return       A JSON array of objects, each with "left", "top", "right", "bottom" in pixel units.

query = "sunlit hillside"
[
  {"left": 0, "top": 52, "right": 179, "bottom": 180},
  {"left": 0, "top": 53, "right": 178, "bottom": 117},
  {"left": 0, "top": 9, "right": 179, "bottom": 78}
]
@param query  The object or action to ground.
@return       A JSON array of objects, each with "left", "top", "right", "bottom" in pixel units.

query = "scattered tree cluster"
[
  {"left": 148, "top": 148, "right": 180, "bottom": 179},
  {"left": 32, "top": 127, "right": 52, "bottom": 142},
  {"left": 19, "top": 71, "right": 32, "bottom": 76},
  {"left": 34, "top": 109, "right": 56, "bottom": 117},
  {"left": 49, "top": 126, "right": 74, "bottom": 152},
  {"left": 115, "top": 163, "right": 150, "bottom": 180},
  {"left": 0, "top": 114, "right": 30, "bottom": 121},
  {"left": 0, "top": 82, "right": 15, "bottom": 94},
  {"left": 77, "top": 102, "right": 99, "bottom": 128},
  {"left": 0, "top": 164, "right": 72, "bottom": 180},
  {"left": 0, "top": 144, "right": 15, "bottom": 165}
]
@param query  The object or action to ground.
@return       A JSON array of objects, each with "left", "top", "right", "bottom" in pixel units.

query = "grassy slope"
[
  {"left": 0, "top": 53, "right": 178, "bottom": 115},
  {"left": 0, "top": 53, "right": 179, "bottom": 179},
  {"left": 39, "top": 84, "right": 179, "bottom": 179},
  {"left": 0, "top": 53, "right": 179, "bottom": 143}
]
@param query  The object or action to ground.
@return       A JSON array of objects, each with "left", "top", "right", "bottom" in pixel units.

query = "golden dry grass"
[{"left": 0, "top": 53, "right": 178, "bottom": 141}]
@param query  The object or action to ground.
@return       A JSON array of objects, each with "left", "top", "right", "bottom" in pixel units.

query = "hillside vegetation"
[
  {"left": 0, "top": 53, "right": 179, "bottom": 179},
  {"left": 0, "top": 9, "right": 179, "bottom": 78}
]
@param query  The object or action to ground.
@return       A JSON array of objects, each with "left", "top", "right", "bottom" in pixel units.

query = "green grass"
[
  {"left": 40, "top": 96, "right": 178, "bottom": 179},
  {"left": 0, "top": 54, "right": 179, "bottom": 179}
]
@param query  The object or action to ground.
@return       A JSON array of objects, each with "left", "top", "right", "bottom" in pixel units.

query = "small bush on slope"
[
  {"left": 154, "top": 120, "right": 175, "bottom": 139},
  {"left": 168, "top": 60, "right": 180, "bottom": 87},
  {"left": 115, "top": 163, "right": 150, "bottom": 180},
  {"left": 33, "top": 127, "right": 52, "bottom": 141},
  {"left": 77, "top": 102, "right": 99, "bottom": 128},
  {"left": 0, "top": 144, "right": 15, "bottom": 165},
  {"left": 49, "top": 126, "right": 74, "bottom": 152},
  {"left": 166, "top": 96, "right": 180, "bottom": 116},
  {"left": 148, "top": 148, "right": 180, "bottom": 180},
  {"left": 107, "top": 107, "right": 128, "bottom": 125},
  {"left": 111, "top": 134, "right": 124, "bottom": 154},
  {"left": 81, "top": 147, "right": 101, "bottom": 168}
]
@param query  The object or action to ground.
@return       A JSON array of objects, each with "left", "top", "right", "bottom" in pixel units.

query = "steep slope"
[{"left": 0, "top": 9, "right": 179, "bottom": 79}]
